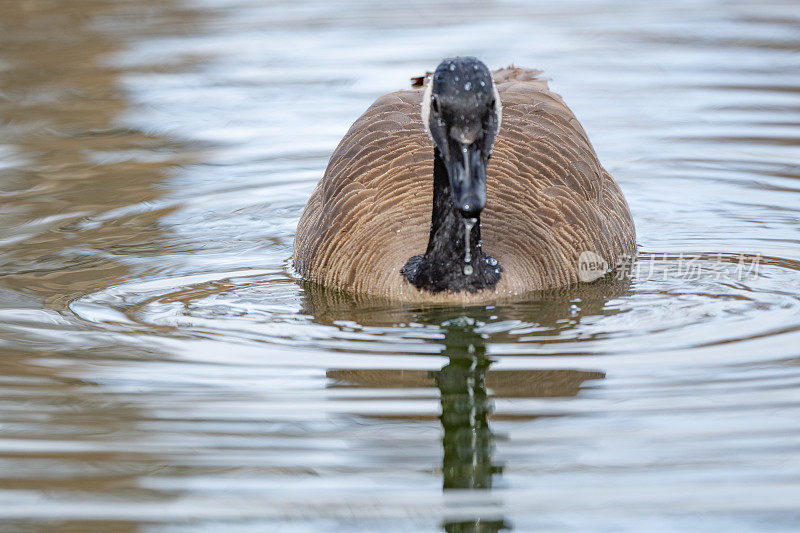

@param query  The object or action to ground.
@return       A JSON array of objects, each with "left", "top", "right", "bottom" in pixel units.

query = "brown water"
[{"left": 1, "top": 0, "right": 800, "bottom": 530}]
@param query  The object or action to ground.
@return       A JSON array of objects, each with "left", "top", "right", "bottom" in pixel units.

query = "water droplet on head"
[
  {"left": 464, "top": 81, "right": 471, "bottom": 91},
  {"left": 449, "top": 63, "right": 456, "bottom": 71},
  {"left": 487, "top": 257, "right": 498, "bottom": 266},
  {"left": 463, "top": 264, "right": 474, "bottom": 276},
  {"left": 455, "top": 75, "right": 460, "bottom": 82},
  {"left": 480, "top": 80, "right": 485, "bottom": 87}
]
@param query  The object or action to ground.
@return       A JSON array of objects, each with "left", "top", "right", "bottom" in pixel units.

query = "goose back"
[{"left": 294, "top": 67, "right": 635, "bottom": 302}]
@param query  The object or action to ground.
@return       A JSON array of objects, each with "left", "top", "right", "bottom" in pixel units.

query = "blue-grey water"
[{"left": 1, "top": 0, "right": 800, "bottom": 530}]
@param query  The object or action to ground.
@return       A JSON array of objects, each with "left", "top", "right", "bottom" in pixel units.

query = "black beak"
[{"left": 445, "top": 142, "right": 486, "bottom": 219}]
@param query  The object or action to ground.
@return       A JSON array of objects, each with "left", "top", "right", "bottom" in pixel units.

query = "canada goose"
[{"left": 294, "top": 57, "right": 635, "bottom": 302}]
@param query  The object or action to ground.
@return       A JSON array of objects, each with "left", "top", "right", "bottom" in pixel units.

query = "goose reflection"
[
  {"left": 437, "top": 322, "right": 496, "bottom": 490},
  {"left": 311, "top": 282, "right": 622, "bottom": 532},
  {"left": 435, "top": 316, "right": 507, "bottom": 531}
]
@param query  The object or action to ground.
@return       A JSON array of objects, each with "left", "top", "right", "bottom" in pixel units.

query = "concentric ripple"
[{"left": 69, "top": 252, "right": 800, "bottom": 358}]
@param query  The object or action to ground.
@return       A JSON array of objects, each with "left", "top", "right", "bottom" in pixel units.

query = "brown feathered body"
[{"left": 294, "top": 67, "right": 636, "bottom": 303}]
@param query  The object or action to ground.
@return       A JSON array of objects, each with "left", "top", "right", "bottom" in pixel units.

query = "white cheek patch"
[
  {"left": 420, "top": 76, "right": 434, "bottom": 140},
  {"left": 492, "top": 77, "right": 502, "bottom": 132}
]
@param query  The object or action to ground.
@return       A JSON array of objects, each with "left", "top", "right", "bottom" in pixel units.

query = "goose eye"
[{"left": 431, "top": 95, "right": 439, "bottom": 113}]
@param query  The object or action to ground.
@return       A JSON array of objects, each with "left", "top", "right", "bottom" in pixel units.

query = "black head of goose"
[
  {"left": 400, "top": 57, "right": 503, "bottom": 294},
  {"left": 294, "top": 57, "right": 636, "bottom": 302}
]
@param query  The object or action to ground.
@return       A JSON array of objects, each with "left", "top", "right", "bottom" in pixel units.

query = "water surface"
[{"left": 1, "top": 0, "right": 800, "bottom": 530}]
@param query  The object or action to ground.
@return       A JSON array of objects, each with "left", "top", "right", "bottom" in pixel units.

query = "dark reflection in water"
[
  {"left": 320, "top": 296, "right": 609, "bottom": 532},
  {"left": 436, "top": 322, "right": 499, "bottom": 492},
  {"left": 306, "top": 277, "right": 624, "bottom": 531},
  {"left": 436, "top": 319, "right": 506, "bottom": 532}
]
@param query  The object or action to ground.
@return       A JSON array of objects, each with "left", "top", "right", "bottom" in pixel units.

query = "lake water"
[{"left": 1, "top": 0, "right": 799, "bottom": 530}]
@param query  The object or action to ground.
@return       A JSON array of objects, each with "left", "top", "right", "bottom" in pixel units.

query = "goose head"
[{"left": 422, "top": 57, "right": 501, "bottom": 219}]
